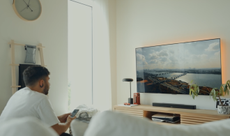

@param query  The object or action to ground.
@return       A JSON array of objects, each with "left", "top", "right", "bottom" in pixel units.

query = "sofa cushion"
[
  {"left": 0, "top": 117, "right": 58, "bottom": 136},
  {"left": 84, "top": 110, "right": 230, "bottom": 136},
  {"left": 71, "top": 119, "right": 89, "bottom": 136}
]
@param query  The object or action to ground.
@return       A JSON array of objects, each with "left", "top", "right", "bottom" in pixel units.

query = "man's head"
[{"left": 23, "top": 65, "right": 50, "bottom": 95}]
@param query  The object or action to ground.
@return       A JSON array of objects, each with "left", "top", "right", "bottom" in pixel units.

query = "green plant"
[
  {"left": 210, "top": 80, "right": 230, "bottom": 106},
  {"left": 189, "top": 82, "right": 200, "bottom": 99}
]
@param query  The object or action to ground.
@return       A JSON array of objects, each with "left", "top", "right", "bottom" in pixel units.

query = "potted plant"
[
  {"left": 210, "top": 80, "right": 230, "bottom": 114},
  {"left": 189, "top": 80, "right": 230, "bottom": 114}
]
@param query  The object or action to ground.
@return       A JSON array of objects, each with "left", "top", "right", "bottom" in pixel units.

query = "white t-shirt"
[{"left": 0, "top": 87, "right": 59, "bottom": 127}]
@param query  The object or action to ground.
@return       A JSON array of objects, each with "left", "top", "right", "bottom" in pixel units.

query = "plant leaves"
[
  {"left": 189, "top": 83, "right": 200, "bottom": 99},
  {"left": 210, "top": 88, "right": 218, "bottom": 101}
]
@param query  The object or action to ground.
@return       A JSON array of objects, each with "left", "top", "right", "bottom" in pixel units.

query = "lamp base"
[{"left": 128, "top": 98, "right": 133, "bottom": 104}]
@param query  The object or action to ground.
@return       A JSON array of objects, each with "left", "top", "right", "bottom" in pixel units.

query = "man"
[{"left": 0, "top": 65, "right": 75, "bottom": 136}]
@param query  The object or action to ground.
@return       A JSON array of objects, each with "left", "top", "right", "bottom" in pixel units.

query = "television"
[
  {"left": 136, "top": 38, "right": 222, "bottom": 95},
  {"left": 18, "top": 64, "right": 37, "bottom": 90}
]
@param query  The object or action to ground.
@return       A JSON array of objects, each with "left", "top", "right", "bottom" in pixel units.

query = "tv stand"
[{"left": 113, "top": 105, "right": 230, "bottom": 125}]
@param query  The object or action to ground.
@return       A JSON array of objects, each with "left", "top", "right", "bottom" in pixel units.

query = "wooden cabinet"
[{"left": 113, "top": 105, "right": 230, "bottom": 125}]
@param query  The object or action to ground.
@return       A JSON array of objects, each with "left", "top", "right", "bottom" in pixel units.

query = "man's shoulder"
[{"left": 17, "top": 87, "right": 48, "bottom": 102}]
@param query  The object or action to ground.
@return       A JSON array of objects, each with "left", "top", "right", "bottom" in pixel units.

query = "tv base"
[{"left": 152, "top": 103, "right": 196, "bottom": 109}]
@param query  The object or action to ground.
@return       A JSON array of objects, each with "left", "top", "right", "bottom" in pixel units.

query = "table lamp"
[{"left": 123, "top": 78, "right": 133, "bottom": 104}]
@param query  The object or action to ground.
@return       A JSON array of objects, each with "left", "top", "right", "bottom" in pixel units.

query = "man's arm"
[{"left": 51, "top": 115, "right": 75, "bottom": 135}]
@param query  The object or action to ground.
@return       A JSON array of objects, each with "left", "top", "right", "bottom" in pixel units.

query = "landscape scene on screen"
[{"left": 136, "top": 39, "right": 221, "bottom": 95}]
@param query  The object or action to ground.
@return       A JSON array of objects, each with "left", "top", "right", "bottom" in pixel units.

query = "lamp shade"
[{"left": 122, "top": 78, "right": 133, "bottom": 82}]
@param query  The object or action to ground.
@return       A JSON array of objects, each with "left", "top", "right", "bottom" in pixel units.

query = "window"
[{"left": 68, "top": 0, "right": 93, "bottom": 110}]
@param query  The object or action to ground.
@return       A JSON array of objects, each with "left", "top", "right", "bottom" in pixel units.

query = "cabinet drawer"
[
  {"left": 114, "top": 108, "right": 143, "bottom": 117},
  {"left": 181, "top": 114, "right": 228, "bottom": 124}
]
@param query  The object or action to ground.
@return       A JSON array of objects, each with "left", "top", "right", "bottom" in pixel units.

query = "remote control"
[{"left": 70, "top": 109, "right": 79, "bottom": 118}]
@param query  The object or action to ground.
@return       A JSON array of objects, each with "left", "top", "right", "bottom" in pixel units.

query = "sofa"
[
  {"left": 1, "top": 111, "right": 230, "bottom": 136},
  {"left": 76, "top": 111, "right": 230, "bottom": 136},
  {"left": 0, "top": 117, "right": 58, "bottom": 136}
]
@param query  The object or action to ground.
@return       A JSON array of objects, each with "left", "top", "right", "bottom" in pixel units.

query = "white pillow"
[
  {"left": 0, "top": 117, "right": 58, "bottom": 136},
  {"left": 84, "top": 110, "right": 230, "bottom": 136}
]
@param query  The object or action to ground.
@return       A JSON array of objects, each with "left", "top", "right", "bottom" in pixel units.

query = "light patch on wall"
[{"left": 220, "top": 40, "right": 226, "bottom": 83}]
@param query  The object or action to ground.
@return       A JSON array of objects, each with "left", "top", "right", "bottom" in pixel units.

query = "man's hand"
[
  {"left": 66, "top": 115, "right": 76, "bottom": 123},
  {"left": 52, "top": 115, "right": 76, "bottom": 135},
  {"left": 57, "top": 113, "right": 71, "bottom": 123}
]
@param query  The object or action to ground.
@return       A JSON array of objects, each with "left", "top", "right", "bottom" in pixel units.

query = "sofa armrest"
[{"left": 70, "top": 119, "right": 89, "bottom": 136}]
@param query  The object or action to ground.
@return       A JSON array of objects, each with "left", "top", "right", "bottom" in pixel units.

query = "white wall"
[
  {"left": 116, "top": 0, "right": 230, "bottom": 110},
  {"left": 0, "top": 0, "right": 68, "bottom": 115},
  {"left": 106, "top": 0, "right": 117, "bottom": 109},
  {"left": 110, "top": 0, "right": 117, "bottom": 109},
  {"left": 93, "top": 0, "right": 116, "bottom": 110}
]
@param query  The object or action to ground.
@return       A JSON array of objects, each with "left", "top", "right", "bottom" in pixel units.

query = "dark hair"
[{"left": 23, "top": 65, "right": 50, "bottom": 86}]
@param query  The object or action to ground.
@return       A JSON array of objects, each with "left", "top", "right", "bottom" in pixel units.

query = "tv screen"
[
  {"left": 136, "top": 38, "right": 222, "bottom": 95},
  {"left": 18, "top": 64, "right": 37, "bottom": 90}
]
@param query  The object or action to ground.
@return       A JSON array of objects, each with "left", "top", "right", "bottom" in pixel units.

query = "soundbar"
[{"left": 152, "top": 103, "right": 196, "bottom": 109}]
